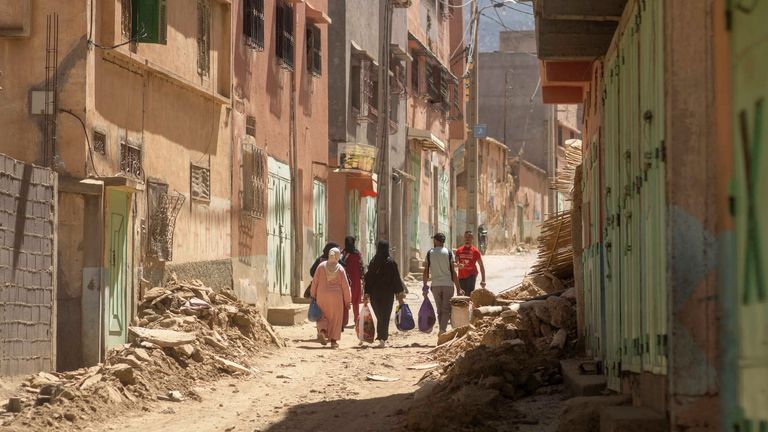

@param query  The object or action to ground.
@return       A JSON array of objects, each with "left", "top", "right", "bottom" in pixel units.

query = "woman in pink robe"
[{"left": 310, "top": 248, "right": 351, "bottom": 348}]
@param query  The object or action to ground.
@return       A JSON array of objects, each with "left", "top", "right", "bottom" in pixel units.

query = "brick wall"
[{"left": 0, "top": 153, "right": 57, "bottom": 376}]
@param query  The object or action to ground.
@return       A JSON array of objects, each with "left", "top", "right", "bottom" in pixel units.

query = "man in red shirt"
[{"left": 455, "top": 230, "right": 486, "bottom": 297}]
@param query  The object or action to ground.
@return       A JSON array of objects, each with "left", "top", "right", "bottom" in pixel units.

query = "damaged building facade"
[{"left": 531, "top": 0, "right": 767, "bottom": 429}]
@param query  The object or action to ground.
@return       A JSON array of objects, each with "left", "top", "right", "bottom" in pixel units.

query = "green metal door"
[
  {"left": 438, "top": 169, "right": 450, "bottom": 240},
  {"left": 268, "top": 158, "right": 291, "bottom": 296},
  {"left": 730, "top": 0, "right": 768, "bottom": 425},
  {"left": 409, "top": 151, "right": 421, "bottom": 249},
  {"left": 312, "top": 180, "right": 327, "bottom": 259},
  {"left": 106, "top": 190, "right": 129, "bottom": 350},
  {"left": 348, "top": 189, "right": 361, "bottom": 241},
  {"left": 639, "top": 0, "right": 666, "bottom": 374},
  {"left": 364, "top": 196, "right": 377, "bottom": 264}
]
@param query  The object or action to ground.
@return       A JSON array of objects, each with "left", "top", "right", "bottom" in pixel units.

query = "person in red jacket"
[
  {"left": 342, "top": 236, "right": 364, "bottom": 323},
  {"left": 455, "top": 230, "right": 486, "bottom": 297}
]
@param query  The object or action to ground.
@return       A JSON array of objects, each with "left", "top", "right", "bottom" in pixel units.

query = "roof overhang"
[
  {"left": 407, "top": 127, "right": 447, "bottom": 153},
  {"left": 529, "top": 0, "right": 625, "bottom": 104},
  {"left": 305, "top": 1, "right": 331, "bottom": 25}
]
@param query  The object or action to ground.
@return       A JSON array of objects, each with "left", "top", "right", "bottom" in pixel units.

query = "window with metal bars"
[
  {"left": 121, "top": 0, "right": 132, "bottom": 40},
  {"left": 439, "top": 68, "right": 449, "bottom": 112},
  {"left": 275, "top": 2, "right": 295, "bottom": 69},
  {"left": 190, "top": 164, "right": 211, "bottom": 202},
  {"left": 119, "top": 142, "right": 143, "bottom": 178},
  {"left": 426, "top": 60, "right": 439, "bottom": 102},
  {"left": 93, "top": 130, "right": 107, "bottom": 155},
  {"left": 246, "top": 116, "right": 256, "bottom": 137},
  {"left": 411, "top": 57, "right": 420, "bottom": 94},
  {"left": 306, "top": 24, "right": 322, "bottom": 76},
  {"left": 243, "top": 0, "right": 264, "bottom": 50},
  {"left": 242, "top": 143, "right": 266, "bottom": 218},
  {"left": 197, "top": 0, "right": 211, "bottom": 77}
]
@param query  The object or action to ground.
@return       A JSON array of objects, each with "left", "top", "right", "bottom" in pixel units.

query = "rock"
[
  {"left": 37, "top": 372, "right": 61, "bottom": 383},
  {"left": 480, "top": 375, "right": 506, "bottom": 390},
  {"left": 64, "top": 412, "right": 77, "bottom": 422},
  {"left": 115, "top": 355, "right": 143, "bottom": 369},
  {"left": 143, "top": 287, "right": 168, "bottom": 301},
  {"left": 450, "top": 385, "right": 500, "bottom": 407},
  {"left": 203, "top": 336, "right": 228, "bottom": 350},
  {"left": 158, "top": 318, "right": 182, "bottom": 329},
  {"left": 140, "top": 341, "right": 161, "bottom": 350},
  {"left": 191, "top": 348, "right": 204, "bottom": 363},
  {"left": 128, "top": 327, "right": 196, "bottom": 348},
  {"left": 213, "top": 356, "right": 251, "bottom": 375},
  {"left": 500, "top": 338, "right": 525, "bottom": 348},
  {"left": 470, "top": 288, "right": 497, "bottom": 307},
  {"left": 561, "top": 287, "right": 576, "bottom": 301},
  {"left": 547, "top": 295, "right": 574, "bottom": 328},
  {"left": 168, "top": 391, "right": 183, "bottom": 402},
  {"left": 6, "top": 397, "right": 22, "bottom": 413},
  {"left": 540, "top": 323, "right": 553, "bottom": 337},
  {"left": 102, "top": 385, "right": 123, "bottom": 404},
  {"left": 133, "top": 348, "right": 152, "bottom": 363},
  {"left": 79, "top": 373, "right": 103, "bottom": 390},
  {"left": 52, "top": 387, "right": 77, "bottom": 402},
  {"left": 110, "top": 364, "right": 137, "bottom": 386},
  {"left": 414, "top": 380, "right": 439, "bottom": 400},
  {"left": 173, "top": 344, "right": 195, "bottom": 358},
  {"left": 437, "top": 325, "right": 472, "bottom": 346},
  {"left": 474, "top": 306, "right": 505, "bottom": 317},
  {"left": 550, "top": 328, "right": 568, "bottom": 350},
  {"left": 523, "top": 373, "right": 542, "bottom": 394}
]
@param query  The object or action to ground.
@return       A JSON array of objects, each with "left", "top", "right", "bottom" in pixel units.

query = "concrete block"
[
  {"left": 267, "top": 304, "right": 309, "bottom": 326},
  {"left": 600, "top": 406, "right": 668, "bottom": 432},
  {"left": 561, "top": 358, "right": 607, "bottom": 397}
]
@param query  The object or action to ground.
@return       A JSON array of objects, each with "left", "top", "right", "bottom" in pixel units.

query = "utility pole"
[
  {"left": 465, "top": 0, "right": 480, "bottom": 235},
  {"left": 376, "top": 0, "right": 393, "bottom": 241}
]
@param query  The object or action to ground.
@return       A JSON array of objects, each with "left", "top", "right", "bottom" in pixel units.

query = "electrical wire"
[{"left": 59, "top": 109, "right": 103, "bottom": 177}]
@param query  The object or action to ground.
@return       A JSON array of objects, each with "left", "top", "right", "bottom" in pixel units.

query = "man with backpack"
[{"left": 422, "top": 232, "right": 463, "bottom": 335}]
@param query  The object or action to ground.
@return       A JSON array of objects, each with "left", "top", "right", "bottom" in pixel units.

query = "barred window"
[
  {"left": 190, "top": 164, "right": 211, "bottom": 202},
  {"left": 119, "top": 142, "right": 143, "bottom": 178},
  {"left": 411, "top": 57, "right": 420, "bottom": 94},
  {"left": 121, "top": 0, "right": 132, "bottom": 40},
  {"left": 275, "top": 2, "right": 295, "bottom": 69},
  {"left": 306, "top": 24, "right": 321, "bottom": 76},
  {"left": 242, "top": 143, "right": 266, "bottom": 218},
  {"left": 246, "top": 115, "right": 256, "bottom": 137},
  {"left": 244, "top": 0, "right": 265, "bottom": 50},
  {"left": 197, "top": 0, "right": 211, "bottom": 77},
  {"left": 93, "top": 130, "right": 107, "bottom": 155}
]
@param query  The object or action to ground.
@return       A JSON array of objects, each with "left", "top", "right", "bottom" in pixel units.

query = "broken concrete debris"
[
  {"left": 408, "top": 271, "right": 577, "bottom": 431},
  {"left": 0, "top": 274, "right": 282, "bottom": 431}
]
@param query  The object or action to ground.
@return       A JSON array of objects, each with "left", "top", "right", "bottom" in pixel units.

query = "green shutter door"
[
  {"left": 348, "top": 189, "right": 361, "bottom": 241},
  {"left": 365, "top": 196, "right": 377, "bottom": 264},
  {"left": 268, "top": 159, "right": 291, "bottom": 296},
  {"left": 730, "top": 0, "right": 768, "bottom": 426},
  {"left": 438, "top": 169, "right": 450, "bottom": 240},
  {"left": 312, "top": 180, "right": 327, "bottom": 259},
  {"left": 409, "top": 151, "right": 421, "bottom": 249},
  {"left": 106, "top": 190, "right": 129, "bottom": 350}
]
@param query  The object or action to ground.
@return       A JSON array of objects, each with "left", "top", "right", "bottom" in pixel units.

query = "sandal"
[
  {"left": 330, "top": 341, "right": 339, "bottom": 349},
  {"left": 318, "top": 331, "right": 328, "bottom": 346}
]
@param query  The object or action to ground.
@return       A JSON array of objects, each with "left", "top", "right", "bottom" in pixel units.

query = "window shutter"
[
  {"left": 158, "top": 0, "right": 167, "bottom": 44},
  {"left": 285, "top": 5, "right": 294, "bottom": 67},
  {"left": 313, "top": 27, "right": 321, "bottom": 75},
  {"left": 133, "top": 0, "right": 164, "bottom": 44},
  {"left": 275, "top": 4, "right": 284, "bottom": 58},
  {"left": 255, "top": 0, "right": 264, "bottom": 48},
  {"left": 305, "top": 27, "right": 313, "bottom": 72},
  {"left": 244, "top": 0, "right": 253, "bottom": 40}
]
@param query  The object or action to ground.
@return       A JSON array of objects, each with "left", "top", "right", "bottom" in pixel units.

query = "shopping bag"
[
  {"left": 308, "top": 298, "right": 323, "bottom": 322},
  {"left": 357, "top": 304, "right": 375, "bottom": 343},
  {"left": 418, "top": 297, "right": 436, "bottom": 333},
  {"left": 395, "top": 303, "right": 415, "bottom": 331}
]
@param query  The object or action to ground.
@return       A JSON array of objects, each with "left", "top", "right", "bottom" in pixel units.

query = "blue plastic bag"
[
  {"left": 395, "top": 303, "right": 415, "bottom": 331},
  {"left": 308, "top": 298, "right": 323, "bottom": 322},
  {"left": 418, "top": 297, "right": 436, "bottom": 333}
]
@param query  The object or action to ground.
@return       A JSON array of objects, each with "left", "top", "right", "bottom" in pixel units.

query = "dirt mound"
[{"left": 1, "top": 275, "right": 283, "bottom": 432}]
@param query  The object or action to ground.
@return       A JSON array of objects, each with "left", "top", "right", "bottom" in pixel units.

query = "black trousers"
[{"left": 369, "top": 295, "right": 394, "bottom": 341}]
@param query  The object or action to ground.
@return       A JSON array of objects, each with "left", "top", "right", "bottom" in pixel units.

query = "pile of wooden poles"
[
  {"left": 530, "top": 211, "right": 574, "bottom": 280},
  {"left": 551, "top": 140, "right": 582, "bottom": 198}
]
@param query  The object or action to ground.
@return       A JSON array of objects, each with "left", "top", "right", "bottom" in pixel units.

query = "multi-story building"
[
  {"left": 229, "top": 0, "right": 330, "bottom": 309},
  {"left": 0, "top": 0, "right": 233, "bottom": 373},
  {"left": 405, "top": 0, "right": 465, "bottom": 267}
]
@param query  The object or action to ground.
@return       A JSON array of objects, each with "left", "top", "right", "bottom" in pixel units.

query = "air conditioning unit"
[{"left": 392, "top": 0, "right": 412, "bottom": 8}]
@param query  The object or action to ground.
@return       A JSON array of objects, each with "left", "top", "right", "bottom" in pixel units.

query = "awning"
[
  {"left": 407, "top": 127, "right": 447, "bottom": 153},
  {"left": 341, "top": 171, "right": 378, "bottom": 197},
  {"left": 305, "top": 1, "right": 331, "bottom": 25}
]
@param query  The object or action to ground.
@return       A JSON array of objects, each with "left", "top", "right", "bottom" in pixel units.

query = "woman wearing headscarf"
[
  {"left": 341, "top": 236, "right": 364, "bottom": 323},
  {"left": 310, "top": 248, "right": 351, "bottom": 349},
  {"left": 310, "top": 242, "right": 341, "bottom": 278},
  {"left": 363, "top": 240, "right": 405, "bottom": 348}
]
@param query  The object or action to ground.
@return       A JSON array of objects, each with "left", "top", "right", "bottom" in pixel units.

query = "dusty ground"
[{"left": 4, "top": 252, "right": 564, "bottom": 432}]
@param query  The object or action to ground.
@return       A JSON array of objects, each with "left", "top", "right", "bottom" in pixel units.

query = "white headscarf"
[{"left": 324, "top": 248, "right": 341, "bottom": 280}]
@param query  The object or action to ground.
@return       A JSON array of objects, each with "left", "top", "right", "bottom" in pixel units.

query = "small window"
[
  {"left": 131, "top": 0, "right": 167, "bottom": 44},
  {"left": 119, "top": 142, "right": 143, "bottom": 178},
  {"left": 246, "top": 116, "right": 256, "bottom": 137},
  {"left": 242, "top": 144, "right": 266, "bottom": 218},
  {"left": 350, "top": 62, "right": 362, "bottom": 112},
  {"left": 93, "top": 130, "right": 107, "bottom": 155},
  {"left": 306, "top": 24, "right": 322, "bottom": 76},
  {"left": 244, "top": 0, "right": 265, "bottom": 50},
  {"left": 197, "top": 0, "right": 211, "bottom": 77},
  {"left": 275, "top": 2, "right": 295, "bottom": 69},
  {"left": 190, "top": 164, "right": 211, "bottom": 202},
  {"left": 121, "top": 0, "right": 132, "bottom": 40}
]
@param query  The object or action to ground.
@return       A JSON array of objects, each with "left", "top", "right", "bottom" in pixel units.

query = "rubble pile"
[
  {"left": 1, "top": 275, "right": 283, "bottom": 431},
  {"left": 408, "top": 284, "right": 577, "bottom": 431}
]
